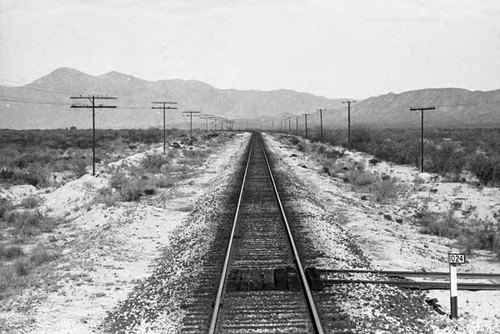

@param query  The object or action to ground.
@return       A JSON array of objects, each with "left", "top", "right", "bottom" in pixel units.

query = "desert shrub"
[
  {"left": 0, "top": 244, "right": 24, "bottom": 259},
  {"left": 153, "top": 175, "right": 175, "bottom": 188},
  {"left": 466, "top": 152, "right": 500, "bottom": 186},
  {"left": 21, "top": 196, "right": 41, "bottom": 209},
  {"left": 368, "top": 179, "right": 401, "bottom": 203},
  {"left": 141, "top": 154, "right": 169, "bottom": 173},
  {"left": 183, "top": 149, "right": 209, "bottom": 160},
  {"left": 13, "top": 260, "right": 28, "bottom": 276},
  {"left": 323, "top": 148, "right": 344, "bottom": 160},
  {"left": 296, "top": 142, "right": 307, "bottom": 152},
  {"left": 109, "top": 173, "right": 129, "bottom": 190},
  {"left": 425, "top": 142, "right": 466, "bottom": 177},
  {"left": 119, "top": 180, "right": 144, "bottom": 202},
  {"left": 4, "top": 210, "right": 57, "bottom": 237},
  {"left": 0, "top": 198, "right": 13, "bottom": 220},
  {"left": 93, "top": 188, "right": 118, "bottom": 207},
  {"left": 418, "top": 209, "right": 460, "bottom": 239},
  {"left": 344, "top": 170, "right": 375, "bottom": 187},
  {"left": 72, "top": 159, "right": 88, "bottom": 177},
  {"left": 29, "top": 245, "right": 59, "bottom": 266},
  {"left": 458, "top": 219, "right": 500, "bottom": 256}
]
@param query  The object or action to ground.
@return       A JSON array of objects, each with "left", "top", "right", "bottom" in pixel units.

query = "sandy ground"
[
  {"left": 0, "top": 133, "right": 250, "bottom": 334},
  {"left": 266, "top": 133, "right": 500, "bottom": 333}
]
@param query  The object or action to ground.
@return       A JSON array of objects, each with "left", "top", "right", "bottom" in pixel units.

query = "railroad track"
[{"left": 181, "top": 132, "right": 344, "bottom": 334}]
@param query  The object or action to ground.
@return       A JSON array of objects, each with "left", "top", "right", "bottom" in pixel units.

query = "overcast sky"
[{"left": 1, "top": 0, "right": 499, "bottom": 99}]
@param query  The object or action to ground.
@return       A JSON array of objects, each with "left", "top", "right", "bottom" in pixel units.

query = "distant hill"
[
  {"left": 311, "top": 88, "right": 500, "bottom": 130},
  {"left": 1, "top": 68, "right": 499, "bottom": 130},
  {"left": 0, "top": 68, "right": 344, "bottom": 129}
]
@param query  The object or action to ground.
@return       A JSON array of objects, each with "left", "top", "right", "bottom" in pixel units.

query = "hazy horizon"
[{"left": 1, "top": 0, "right": 500, "bottom": 100}]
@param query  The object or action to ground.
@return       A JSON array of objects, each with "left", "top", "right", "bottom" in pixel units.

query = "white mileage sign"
[{"left": 448, "top": 253, "right": 466, "bottom": 264}]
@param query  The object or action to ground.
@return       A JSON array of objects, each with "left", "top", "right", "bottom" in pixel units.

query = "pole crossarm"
[{"left": 410, "top": 106, "right": 436, "bottom": 111}]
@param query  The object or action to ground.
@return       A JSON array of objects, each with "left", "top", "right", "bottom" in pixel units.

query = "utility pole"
[
  {"left": 286, "top": 117, "right": 292, "bottom": 134},
  {"left": 317, "top": 109, "right": 324, "bottom": 142},
  {"left": 342, "top": 100, "right": 357, "bottom": 151},
  {"left": 199, "top": 114, "right": 212, "bottom": 131},
  {"left": 410, "top": 106, "right": 436, "bottom": 173},
  {"left": 152, "top": 101, "right": 178, "bottom": 155},
  {"left": 303, "top": 113, "right": 309, "bottom": 140},
  {"left": 182, "top": 111, "right": 201, "bottom": 141},
  {"left": 70, "top": 95, "right": 117, "bottom": 176}
]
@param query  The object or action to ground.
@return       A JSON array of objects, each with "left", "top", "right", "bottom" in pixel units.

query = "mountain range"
[{"left": 0, "top": 67, "right": 499, "bottom": 129}]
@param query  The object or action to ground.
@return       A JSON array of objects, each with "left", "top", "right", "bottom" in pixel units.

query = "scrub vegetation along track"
[{"left": 181, "top": 132, "right": 328, "bottom": 334}]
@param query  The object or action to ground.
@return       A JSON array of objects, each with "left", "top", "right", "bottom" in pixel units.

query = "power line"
[{"left": 0, "top": 96, "right": 71, "bottom": 106}]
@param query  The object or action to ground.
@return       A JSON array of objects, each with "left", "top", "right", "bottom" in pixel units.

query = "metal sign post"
[{"left": 448, "top": 252, "right": 466, "bottom": 319}]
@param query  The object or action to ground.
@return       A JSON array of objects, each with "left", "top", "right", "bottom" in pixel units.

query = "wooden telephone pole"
[
  {"left": 183, "top": 111, "right": 201, "bottom": 140},
  {"left": 303, "top": 113, "right": 309, "bottom": 139},
  {"left": 152, "top": 101, "right": 177, "bottom": 155},
  {"left": 410, "top": 106, "right": 436, "bottom": 172},
  {"left": 342, "top": 100, "right": 356, "bottom": 151},
  {"left": 70, "top": 95, "right": 117, "bottom": 176},
  {"left": 199, "top": 114, "right": 213, "bottom": 131},
  {"left": 316, "top": 109, "right": 325, "bottom": 142}
]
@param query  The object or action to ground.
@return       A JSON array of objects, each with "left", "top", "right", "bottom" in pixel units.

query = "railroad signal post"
[
  {"left": 410, "top": 106, "right": 436, "bottom": 172},
  {"left": 152, "top": 101, "right": 178, "bottom": 155},
  {"left": 448, "top": 252, "right": 466, "bottom": 319},
  {"left": 342, "top": 100, "right": 356, "bottom": 151},
  {"left": 70, "top": 95, "right": 117, "bottom": 176}
]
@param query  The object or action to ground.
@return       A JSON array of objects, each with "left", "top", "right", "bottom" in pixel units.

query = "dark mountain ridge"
[{"left": 1, "top": 68, "right": 499, "bottom": 129}]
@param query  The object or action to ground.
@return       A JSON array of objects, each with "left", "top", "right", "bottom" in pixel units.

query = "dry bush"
[
  {"left": 368, "top": 178, "right": 401, "bottom": 203},
  {"left": 21, "top": 196, "right": 41, "bottom": 209},
  {"left": 458, "top": 218, "right": 500, "bottom": 257},
  {"left": 29, "top": 244, "right": 60, "bottom": 266},
  {"left": 417, "top": 209, "right": 461, "bottom": 239},
  {"left": 4, "top": 210, "right": 57, "bottom": 238},
  {"left": 343, "top": 170, "right": 376, "bottom": 187},
  {"left": 0, "top": 244, "right": 24, "bottom": 260},
  {"left": 141, "top": 153, "right": 170, "bottom": 173}
]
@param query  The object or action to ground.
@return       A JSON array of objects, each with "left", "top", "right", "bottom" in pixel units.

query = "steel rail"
[
  {"left": 208, "top": 134, "right": 255, "bottom": 334},
  {"left": 322, "top": 279, "right": 500, "bottom": 291},
  {"left": 319, "top": 269, "right": 500, "bottom": 279},
  {"left": 260, "top": 137, "right": 325, "bottom": 334}
]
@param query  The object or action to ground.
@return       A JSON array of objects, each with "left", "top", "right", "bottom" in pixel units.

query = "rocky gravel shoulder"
[
  {"left": 266, "top": 132, "right": 500, "bottom": 333},
  {"left": 0, "top": 132, "right": 250, "bottom": 334}
]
